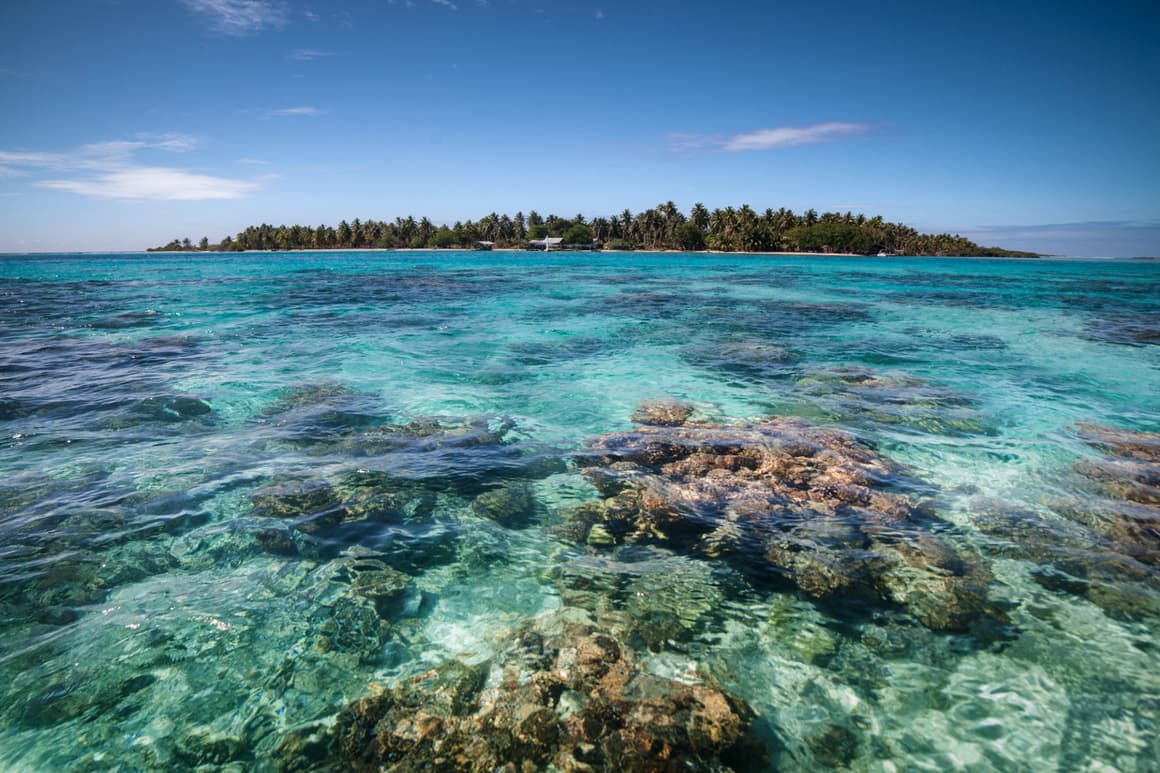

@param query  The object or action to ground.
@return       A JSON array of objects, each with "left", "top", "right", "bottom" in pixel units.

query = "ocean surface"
[{"left": 1, "top": 251, "right": 1157, "bottom": 771}]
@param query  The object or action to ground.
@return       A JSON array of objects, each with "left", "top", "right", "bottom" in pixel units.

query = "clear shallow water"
[{"left": 0, "top": 251, "right": 1157, "bottom": 770}]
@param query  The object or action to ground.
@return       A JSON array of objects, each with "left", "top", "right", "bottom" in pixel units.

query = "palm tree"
[
  {"left": 620, "top": 209, "right": 634, "bottom": 243},
  {"left": 658, "top": 201, "right": 684, "bottom": 247},
  {"left": 690, "top": 202, "right": 709, "bottom": 230},
  {"left": 417, "top": 217, "right": 434, "bottom": 245}
]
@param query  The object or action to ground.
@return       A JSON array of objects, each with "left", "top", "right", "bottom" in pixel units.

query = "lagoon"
[{"left": 1, "top": 251, "right": 1157, "bottom": 770}]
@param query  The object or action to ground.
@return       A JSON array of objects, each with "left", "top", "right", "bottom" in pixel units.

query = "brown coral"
[
  {"left": 300, "top": 612, "right": 764, "bottom": 772},
  {"left": 567, "top": 415, "right": 997, "bottom": 631}
]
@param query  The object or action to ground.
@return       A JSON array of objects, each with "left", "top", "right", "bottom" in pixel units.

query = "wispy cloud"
[
  {"left": 0, "top": 150, "right": 71, "bottom": 170},
  {"left": 41, "top": 168, "right": 259, "bottom": 200},
  {"left": 181, "top": 0, "right": 289, "bottom": 35},
  {"left": 971, "top": 220, "right": 1160, "bottom": 235},
  {"left": 669, "top": 122, "right": 872, "bottom": 154},
  {"left": 268, "top": 105, "right": 324, "bottom": 117},
  {"left": 725, "top": 122, "right": 869, "bottom": 151},
  {"left": 0, "top": 135, "right": 261, "bottom": 201},
  {"left": 287, "top": 48, "right": 335, "bottom": 61},
  {"left": 432, "top": 0, "right": 458, "bottom": 9},
  {"left": 0, "top": 134, "right": 201, "bottom": 172}
]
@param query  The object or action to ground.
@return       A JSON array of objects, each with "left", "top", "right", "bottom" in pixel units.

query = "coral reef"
[
  {"left": 258, "top": 383, "right": 566, "bottom": 494},
  {"left": 554, "top": 550, "right": 724, "bottom": 651},
  {"left": 630, "top": 400, "right": 696, "bottom": 427},
  {"left": 277, "top": 610, "right": 765, "bottom": 772},
  {"left": 565, "top": 410, "right": 997, "bottom": 631},
  {"left": 971, "top": 424, "right": 1160, "bottom": 619},
  {"left": 471, "top": 481, "right": 538, "bottom": 529},
  {"left": 789, "top": 366, "right": 994, "bottom": 436}
]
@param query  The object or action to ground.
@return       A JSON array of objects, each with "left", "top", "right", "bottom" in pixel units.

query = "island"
[{"left": 148, "top": 202, "right": 1038, "bottom": 257}]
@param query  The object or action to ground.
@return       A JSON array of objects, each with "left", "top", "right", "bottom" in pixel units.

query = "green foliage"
[
  {"left": 562, "top": 223, "right": 593, "bottom": 244},
  {"left": 429, "top": 228, "right": 458, "bottom": 248},
  {"left": 786, "top": 223, "right": 871, "bottom": 254},
  {"left": 675, "top": 221, "right": 706, "bottom": 251},
  {"left": 148, "top": 202, "right": 1034, "bottom": 257}
]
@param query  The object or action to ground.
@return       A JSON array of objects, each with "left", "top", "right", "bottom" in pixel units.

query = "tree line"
[{"left": 148, "top": 202, "right": 1035, "bottom": 257}]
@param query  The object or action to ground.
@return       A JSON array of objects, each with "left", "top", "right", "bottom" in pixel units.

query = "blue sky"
[{"left": 1, "top": 0, "right": 1157, "bottom": 255}]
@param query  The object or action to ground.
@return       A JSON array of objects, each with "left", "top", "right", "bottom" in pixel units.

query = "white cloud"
[
  {"left": 268, "top": 106, "right": 324, "bottom": 117},
  {"left": 181, "top": 0, "right": 289, "bottom": 35},
  {"left": 73, "top": 135, "right": 200, "bottom": 167},
  {"left": 0, "top": 150, "right": 69, "bottom": 169},
  {"left": 40, "top": 168, "right": 259, "bottom": 200},
  {"left": 0, "top": 135, "right": 201, "bottom": 173},
  {"left": 1, "top": 135, "right": 260, "bottom": 201},
  {"left": 669, "top": 122, "right": 872, "bottom": 154},
  {"left": 724, "top": 122, "right": 870, "bottom": 151},
  {"left": 287, "top": 48, "right": 334, "bottom": 61},
  {"left": 143, "top": 133, "right": 201, "bottom": 153},
  {"left": 432, "top": 0, "right": 458, "bottom": 9},
  {"left": 665, "top": 132, "right": 725, "bottom": 154}
]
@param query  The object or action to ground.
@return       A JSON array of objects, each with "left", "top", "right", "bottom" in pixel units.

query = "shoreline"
[
  {"left": 19, "top": 249, "right": 1157, "bottom": 261},
  {"left": 127, "top": 247, "right": 1048, "bottom": 259}
]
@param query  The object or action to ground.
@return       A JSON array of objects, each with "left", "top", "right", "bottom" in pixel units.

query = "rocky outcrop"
[
  {"left": 258, "top": 383, "right": 566, "bottom": 494},
  {"left": 564, "top": 411, "right": 998, "bottom": 631},
  {"left": 277, "top": 610, "right": 766, "bottom": 772},
  {"left": 972, "top": 423, "right": 1160, "bottom": 619}
]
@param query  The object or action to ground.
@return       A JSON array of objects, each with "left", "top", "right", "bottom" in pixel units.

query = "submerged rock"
[
  {"left": 471, "top": 481, "right": 537, "bottom": 529},
  {"left": 565, "top": 415, "right": 999, "bottom": 632},
  {"left": 262, "top": 382, "right": 384, "bottom": 426},
  {"left": 134, "top": 395, "right": 212, "bottom": 422},
  {"left": 97, "top": 394, "right": 214, "bottom": 430},
  {"left": 340, "top": 553, "right": 414, "bottom": 618},
  {"left": 631, "top": 399, "right": 695, "bottom": 427},
  {"left": 251, "top": 479, "right": 345, "bottom": 532},
  {"left": 1083, "top": 315, "right": 1160, "bottom": 347},
  {"left": 88, "top": 309, "right": 162, "bottom": 330},
  {"left": 248, "top": 471, "right": 456, "bottom": 570},
  {"left": 259, "top": 387, "right": 566, "bottom": 494},
  {"left": 250, "top": 473, "right": 436, "bottom": 534},
  {"left": 680, "top": 340, "right": 799, "bottom": 383},
  {"left": 787, "top": 366, "right": 994, "bottom": 437},
  {"left": 508, "top": 335, "right": 611, "bottom": 366},
  {"left": 1072, "top": 424, "right": 1160, "bottom": 566},
  {"left": 281, "top": 610, "right": 766, "bottom": 771},
  {"left": 555, "top": 550, "right": 724, "bottom": 652},
  {"left": 973, "top": 499, "right": 1160, "bottom": 620},
  {"left": 976, "top": 424, "right": 1160, "bottom": 619}
]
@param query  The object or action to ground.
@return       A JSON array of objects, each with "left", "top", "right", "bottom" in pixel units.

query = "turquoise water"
[{"left": 0, "top": 251, "right": 1157, "bottom": 770}]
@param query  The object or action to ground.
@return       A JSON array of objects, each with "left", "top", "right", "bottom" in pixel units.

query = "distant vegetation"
[{"left": 149, "top": 202, "right": 1037, "bottom": 257}]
